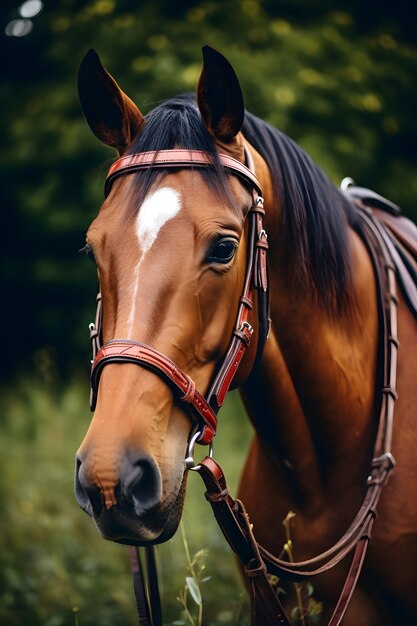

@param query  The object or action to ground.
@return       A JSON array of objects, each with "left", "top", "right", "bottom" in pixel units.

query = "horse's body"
[{"left": 75, "top": 47, "right": 417, "bottom": 624}]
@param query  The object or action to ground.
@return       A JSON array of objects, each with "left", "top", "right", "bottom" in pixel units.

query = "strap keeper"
[
  {"left": 244, "top": 558, "right": 267, "bottom": 578},
  {"left": 205, "top": 488, "right": 229, "bottom": 503},
  {"left": 388, "top": 335, "right": 399, "bottom": 348},
  {"left": 250, "top": 197, "right": 265, "bottom": 215},
  {"left": 367, "top": 452, "right": 396, "bottom": 486},
  {"left": 382, "top": 386, "right": 398, "bottom": 400},
  {"left": 371, "top": 452, "right": 396, "bottom": 472},
  {"left": 240, "top": 296, "right": 253, "bottom": 308},
  {"left": 180, "top": 377, "right": 196, "bottom": 403},
  {"left": 385, "top": 292, "right": 398, "bottom": 305}
]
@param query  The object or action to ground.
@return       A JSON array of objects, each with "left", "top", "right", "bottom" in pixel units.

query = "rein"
[{"left": 87, "top": 149, "right": 397, "bottom": 626}]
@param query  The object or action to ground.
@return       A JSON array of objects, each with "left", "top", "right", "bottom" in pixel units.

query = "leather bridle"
[
  {"left": 86, "top": 149, "right": 398, "bottom": 626},
  {"left": 89, "top": 148, "right": 270, "bottom": 448}
]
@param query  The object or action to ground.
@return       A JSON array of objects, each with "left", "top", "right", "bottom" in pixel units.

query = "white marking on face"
[
  {"left": 127, "top": 187, "right": 182, "bottom": 335},
  {"left": 137, "top": 187, "right": 182, "bottom": 254}
]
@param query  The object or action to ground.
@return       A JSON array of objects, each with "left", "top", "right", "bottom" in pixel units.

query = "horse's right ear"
[{"left": 78, "top": 49, "right": 145, "bottom": 154}]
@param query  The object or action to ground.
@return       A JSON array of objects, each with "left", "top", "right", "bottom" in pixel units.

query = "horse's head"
[{"left": 75, "top": 46, "right": 268, "bottom": 545}]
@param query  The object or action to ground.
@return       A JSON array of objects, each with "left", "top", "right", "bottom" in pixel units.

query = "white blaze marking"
[
  {"left": 127, "top": 187, "right": 182, "bottom": 335},
  {"left": 137, "top": 187, "right": 182, "bottom": 253}
]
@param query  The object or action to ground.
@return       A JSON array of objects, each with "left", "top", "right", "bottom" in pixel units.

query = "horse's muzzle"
[{"left": 74, "top": 449, "right": 178, "bottom": 544}]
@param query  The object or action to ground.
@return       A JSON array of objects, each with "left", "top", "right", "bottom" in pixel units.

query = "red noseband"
[
  {"left": 89, "top": 148, "right": 270, "bottom": 446},
  {"left": 91, "top": 340, "right": 218, "bottom": 445}
]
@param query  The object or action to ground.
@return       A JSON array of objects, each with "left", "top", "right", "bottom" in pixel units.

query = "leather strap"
[
  {"left": 105, "top": 149, "right": 262, "bottom": 197},
  {"left": 129, "top": 546, "right": 162, "bottom": 626},
  {"left": 198, "top": 457, "right": 291, "bottom": 626},
  {"left": 91, "top": 340, "right": 218, "bottom": 445},
  {"left": 129, "top": 546, "right": 152, "bottom": 626},
  {"left": 344, "top": 185, "right": 400, "bottom": 215},
  {"left": 207, "top": 198, "right": 269, "bottom": 411}
]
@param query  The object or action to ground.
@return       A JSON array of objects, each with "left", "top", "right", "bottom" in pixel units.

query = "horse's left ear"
[
  {"left": 78, "top": 49, "right": 145, "bottom": 154},
  {"left": 197, "top": 45, "right": 244, "bottom": 143}
]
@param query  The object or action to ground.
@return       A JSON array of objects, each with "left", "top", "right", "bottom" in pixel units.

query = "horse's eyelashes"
[
  {"left": 80, "top": 243, "right": 96, "bottom": 264},
  {"left": 207, "top": 237, "right": 238, "bottom": 265}
]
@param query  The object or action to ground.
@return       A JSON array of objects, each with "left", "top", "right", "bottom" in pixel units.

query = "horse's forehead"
[
  {"left": 136, "top": 186, "right": 182, "bottom": 254},
  {"left": 90, "top": 171, "right": 248, "bottom": 248}
]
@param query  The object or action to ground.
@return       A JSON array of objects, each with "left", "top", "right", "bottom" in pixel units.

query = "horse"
[{"left": 74, "top": 46, "right": 417, "bottom": 625}]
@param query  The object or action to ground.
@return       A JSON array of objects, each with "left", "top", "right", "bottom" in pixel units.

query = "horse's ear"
[
  {"left": 78, "top": 49, "right": 145, "bottom": 154},
  {"left": 197, "top": 45, "right": 244, "bottom": 143}
]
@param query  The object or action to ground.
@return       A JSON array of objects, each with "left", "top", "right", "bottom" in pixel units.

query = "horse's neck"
[{"left": 242, "top": 226, "right": 379, "bottom": 509}]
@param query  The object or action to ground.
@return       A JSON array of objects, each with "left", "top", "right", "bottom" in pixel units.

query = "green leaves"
[{"left": 185, "top": 577, "right": 202, "bottom": 607}]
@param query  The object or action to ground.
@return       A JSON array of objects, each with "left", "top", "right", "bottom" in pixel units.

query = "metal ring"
[
  {"left": 89, "top": 322, "right": 96, "bottom": 332},
  {"left": 340, "top": 176, "right": 355, "bottom": 191},
  {"left": 184, "top": 429, "right": 214, "bottom": 472}
]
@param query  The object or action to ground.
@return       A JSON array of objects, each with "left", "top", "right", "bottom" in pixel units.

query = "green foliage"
[
  {"left": 0, "top": 379, "right": 251, "bottom": 624},
  {"left": 176, "top": 523, "right": 208, "bottom": 626},
  {"left": 1, "top": 0, "right": 416, "bottom": 376}
]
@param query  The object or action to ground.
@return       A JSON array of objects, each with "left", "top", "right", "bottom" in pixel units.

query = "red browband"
[{"left": 105, "top": 149, "right": 262, "bottom": 197}]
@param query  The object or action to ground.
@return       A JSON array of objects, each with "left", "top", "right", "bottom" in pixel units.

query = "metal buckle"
[
  {"left": 184, "top": 429, "right": 214, "bottom": 472},
  {"left": 240, "top": 321, "right": 254, "bottom": 335}
]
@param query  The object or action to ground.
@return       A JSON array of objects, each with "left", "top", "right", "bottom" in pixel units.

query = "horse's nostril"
[
  {"left": 122, "top": 456, "right": 162, "bottom": 515},
  {"left": 75, "top": 452, "right": 162, "bottom": 517},
  {"left": 75, "top": 457, "right": 102, "bottom": 515}
]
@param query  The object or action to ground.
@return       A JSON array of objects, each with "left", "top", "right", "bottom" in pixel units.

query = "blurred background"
[{"left": 1, "top": 1, "right": 416, "bottom": 625}]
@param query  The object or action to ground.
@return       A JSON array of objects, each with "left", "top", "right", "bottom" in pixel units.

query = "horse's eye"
[
  {"left": 80, "top": 243, "right": 96, "bottom": 264},
  {"left": 208, "top": 237, "right": 238, "bottom": 264}
]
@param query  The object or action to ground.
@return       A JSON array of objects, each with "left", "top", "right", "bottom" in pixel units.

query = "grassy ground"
[{"left": 0, "top": 375, "right": 253, "bottom": 626}]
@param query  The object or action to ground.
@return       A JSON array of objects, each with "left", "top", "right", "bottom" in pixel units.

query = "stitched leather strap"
[
  {"left": 207, "top": 198, "right": 269, "bottom": 410},
  {"left": 91, "top": 340, "right": 218, "bottom": 445},
  {"left": 105, "top": 149, "right": 262, "bottom": 197},
  {"left": 198, "top": 457, "right": 291, "bottom": 626}
]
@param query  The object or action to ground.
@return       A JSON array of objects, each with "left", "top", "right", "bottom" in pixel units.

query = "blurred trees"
[{"left": 1, "top": 0, "right": 416, "bottom": 378}]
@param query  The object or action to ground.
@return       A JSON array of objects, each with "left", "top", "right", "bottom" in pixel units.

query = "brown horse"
[{"left": 75, "top": 46, "right": 417, "bottom": 625}]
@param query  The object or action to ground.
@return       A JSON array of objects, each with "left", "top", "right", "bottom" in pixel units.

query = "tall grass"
[{"left": 0, "top": 375, "right": 252, "bottom": 625}]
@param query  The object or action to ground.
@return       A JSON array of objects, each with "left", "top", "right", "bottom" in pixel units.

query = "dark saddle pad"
[{"left": 344, "top": 186, "right": 417, "bottom": 319}]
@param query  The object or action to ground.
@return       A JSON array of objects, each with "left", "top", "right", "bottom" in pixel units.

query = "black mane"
[
  {"left": 243, "top": 110, "right": 357, "bottom": 308},
  {"left": 125, "top": 93, "right": 355, "bottom": 308}
]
